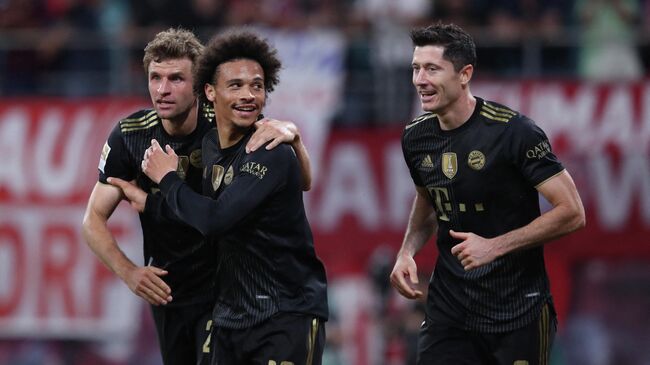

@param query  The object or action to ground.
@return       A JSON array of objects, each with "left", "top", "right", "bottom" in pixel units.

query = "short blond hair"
[{"left": 142, "top": 28, "right": 204, "bottom": 74}]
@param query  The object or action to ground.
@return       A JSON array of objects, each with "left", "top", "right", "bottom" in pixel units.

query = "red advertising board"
[{"left": 0, "top": 99, "right": 148, "bottom": 338}]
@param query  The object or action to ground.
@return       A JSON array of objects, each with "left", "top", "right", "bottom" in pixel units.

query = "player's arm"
[
  {"left": 143, "top": 140, "right": 291, "bottom": 237},
  {"left": 390, "top": 185, "right": 437, "bottom": 300},
  {"left": 288, "top": 132, "right": 312, "bottom": 192},
  {"left": 493, "top": 170, "right": 585, "bottom": 252},
  {"left": 451, "top": 170, "right": 585, "bottom": 270},
  {"left": 81, "top": 182, "right": 173, "bottom": 305},
  {"left": 106, "top": 177, "right": 191, "bottom": 227},
  {"left": 246, "top": 118, "right": 312, "bottom": 191}
]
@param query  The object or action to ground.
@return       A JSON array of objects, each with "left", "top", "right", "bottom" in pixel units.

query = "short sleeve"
[
  {"left": 505, "top": 117, "right": 564, "bottom": 187},
  {"left": 98, "top": 124, "right": 136, "bottom": 184},
  {"left": 402, "top": 128, "right": 425, "bottom": 187}
]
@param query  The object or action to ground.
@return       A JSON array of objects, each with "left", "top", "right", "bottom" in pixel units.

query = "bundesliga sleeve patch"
[
  {"left": 98, "top": 142, "right": 111, "bottom": 173},
  {"left": 240, "top": 161, "right": 268, "bottom": 179}
]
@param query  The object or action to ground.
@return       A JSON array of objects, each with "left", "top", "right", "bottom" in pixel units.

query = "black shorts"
[
  {"left": 151, "top": 301, "right": 213, "bottom": 365},
  {"left": 418, "top": 303, "right": 557, "bottom": 365},
  {"left": 210, "top": 312, "right": 325, "bottom": 365}
]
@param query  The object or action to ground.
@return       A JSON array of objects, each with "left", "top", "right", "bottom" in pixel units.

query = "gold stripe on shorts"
[
  {"left": 306, "top": 317, "right": 319, "bottom": 365},
  {"left": 538, "top": 304, "right": 550, "bottom": 365}
]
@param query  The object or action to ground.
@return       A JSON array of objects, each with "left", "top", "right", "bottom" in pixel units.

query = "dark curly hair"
[
  {"left": 410, "top": 23, "right": 476, "bottom": 72},
  {"left": 194, "top": 29, "right": 282, "bottom": 99}
]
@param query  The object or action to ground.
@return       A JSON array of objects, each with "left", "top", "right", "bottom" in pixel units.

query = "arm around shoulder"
[
  {"left": 291, "top": 133, "right": 312, "bottom": 191},
  {"left": 247, "top": 118, "right": 312, "bottom": 191}
]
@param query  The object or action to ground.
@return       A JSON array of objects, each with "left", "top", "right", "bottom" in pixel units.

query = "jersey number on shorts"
[{"left": 202, "top": 320, "right": 212, "bottom": 353}]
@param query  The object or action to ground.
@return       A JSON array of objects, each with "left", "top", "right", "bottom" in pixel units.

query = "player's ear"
[
  {"left": 204, "top": 83, "right": 216, "bottom": 102},
  {"left": 459, "top": 64, "right": 473, "bottom": 86}
]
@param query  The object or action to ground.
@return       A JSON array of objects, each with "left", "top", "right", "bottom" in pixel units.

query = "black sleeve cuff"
[
  {"left": 158, "top": 172, "right": 183, "bottom": 195},
  {"left": 144, "top": 193, "right": 158, "bottom": 213}
]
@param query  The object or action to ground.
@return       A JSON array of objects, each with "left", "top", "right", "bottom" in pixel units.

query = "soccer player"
[
  {"left": 81, "top": 28, "right": 313, "bottom": 365},
  {"left": 389, "top": 23, "right": 585, "bottom": 364},
  {"left": 140, "top": 29, "right": 329, "bottom": 365}
]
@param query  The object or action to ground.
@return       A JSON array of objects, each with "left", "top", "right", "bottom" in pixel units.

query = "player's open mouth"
[
  {"left": 419, "top": 90, "right": 437, "bottom": 102},
  {"left": 233, "top": 104, "right": 258, "bottom": 119},
  {"left": 234, "top": 105, "right": 256, "bottom": 112}
]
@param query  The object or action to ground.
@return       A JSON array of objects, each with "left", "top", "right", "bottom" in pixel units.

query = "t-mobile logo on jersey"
[{"left": 427, "top": 186, "right": 485, "bottom": 222}]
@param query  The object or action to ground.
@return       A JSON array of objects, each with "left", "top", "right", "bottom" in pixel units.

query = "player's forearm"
[
  {"left": 82, "top": 214, "right": 137, "bottom": 280},
  {"left": 145, "top": 193, "right": 188, "bottom": 225},
  {"left": 399, "top": 224, "right": 435, "bottom": 258},
  {"left": 158, "top": 172, "right": 242, "bottom": 237},
  {"left": 292, "top": 134, "right": 312, "bottom": 191},
  {"left": 492, "top": 202, "right": 585, "bottom": 257},
  {"left": 398, "top": 193, "right": 437, "bottom": 257}
]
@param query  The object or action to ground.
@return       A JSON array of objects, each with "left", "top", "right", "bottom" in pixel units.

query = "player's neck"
[
  {"left": 161, "top": 99, "right": 199, "bottom": 137},
  {"left": 216, "top": 120, "right": 250, "bottom": 149},
  {"left": 437, "top": 93, "right": 476, "bottom": 131}
]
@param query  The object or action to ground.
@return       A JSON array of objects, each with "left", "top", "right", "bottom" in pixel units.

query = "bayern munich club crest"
[{"left": 467, "top": 150, "right": 486, "bottom": 170}]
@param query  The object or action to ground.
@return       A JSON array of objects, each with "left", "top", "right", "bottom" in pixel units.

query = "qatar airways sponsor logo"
[{"left": 526, "top": 140, "right": 552, "bottom": 160}]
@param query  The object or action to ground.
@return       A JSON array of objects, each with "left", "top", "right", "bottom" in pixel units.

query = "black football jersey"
[
  {"left": 157, "top": 128, "right": 329, "bottom": 329},
  {"left": 402, "top": 97, "right": 564, "bottom": 332},
  {"left": 98, "top": 103, "right": 216, "bottom": 306}
]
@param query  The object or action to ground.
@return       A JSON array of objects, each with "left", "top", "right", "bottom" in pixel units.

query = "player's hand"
[
  {"left": 390, "top": 253, "right": 423, "bottom": 299},
  {"left": 124, "top": 265, "right": 173, "bottom": 306},
  {"left": 107, "top": 177, "right": 147, "bottom": 213},
  {"left": 142, "top": 139, "right": 178, "bottom": 184},
  {"left": 246, "top": 118, "right": 299, "bottom": 153},
  {"left": 450, "top": 230, "right": 497, "bottom": 271}
]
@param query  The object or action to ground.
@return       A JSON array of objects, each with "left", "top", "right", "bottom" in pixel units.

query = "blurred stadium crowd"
[{"left": 2, "top": 0, "right": 650, "bottom": 126}]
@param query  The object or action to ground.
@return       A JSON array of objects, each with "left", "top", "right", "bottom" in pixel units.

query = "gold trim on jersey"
[
  {"left": 120, "top": 111, "right": 160, "bottom": 132},
  {"left": 201, "top": 103, "right": 215, "bottom": 112},
  {"left": 201, "top": 103, "right": 216, "bottom": 122},
  {"left": 405, "top": 113, "right": 436, "bottom": 130},
  {"left": 480, "top": 102, "right": 516, "bottom": 123},
  {"left": 534, "top": 169, "right": 565, "bottom": 189},
  {"left": 121, "top": 110, "right": 157, "bottom": 123},
  {"left": 484, "top": 101, "right": 516, "bottom": 115}
]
